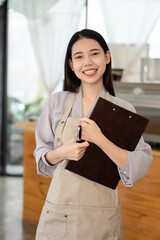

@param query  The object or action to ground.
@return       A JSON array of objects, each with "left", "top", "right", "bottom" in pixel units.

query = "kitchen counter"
[{"left": 114, "top": 81, "right": 160, "bottom": 144}]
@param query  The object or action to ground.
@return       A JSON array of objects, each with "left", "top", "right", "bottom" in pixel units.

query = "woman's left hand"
[{"left": 80, "top": 117, "right": 102, "bottom": 144}]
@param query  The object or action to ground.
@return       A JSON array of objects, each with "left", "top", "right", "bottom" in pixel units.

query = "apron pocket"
[
  {"left": 43, "top": 209, "right": 67, "bottom": 239},
  {"left": 41, "top": 207, "right": 77, "bottom": 240}
]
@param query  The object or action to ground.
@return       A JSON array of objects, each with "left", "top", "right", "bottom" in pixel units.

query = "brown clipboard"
[{"left": 65, "top": 97, "right": 149, "bottom": 189}]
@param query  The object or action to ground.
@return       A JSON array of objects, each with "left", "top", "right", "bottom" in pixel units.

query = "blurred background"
[
  {"left": 0, "top": 0, "right": 160, "bottom": 239},
  {"left": 1, "top": 0, "right": 160, "bottom": 176}
]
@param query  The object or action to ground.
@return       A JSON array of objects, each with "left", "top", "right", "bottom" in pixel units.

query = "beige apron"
[{"left": 36, "top": 92, "right": 123, "bottom": 240}]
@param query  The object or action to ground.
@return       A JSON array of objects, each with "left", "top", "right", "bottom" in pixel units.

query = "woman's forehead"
[{"left": 71, "top": 38, "right": 103, "bottom": 54}]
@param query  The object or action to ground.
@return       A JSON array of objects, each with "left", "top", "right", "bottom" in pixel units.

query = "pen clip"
[{"left": 77, "top": 125, "right": 84, "bottom": 143}]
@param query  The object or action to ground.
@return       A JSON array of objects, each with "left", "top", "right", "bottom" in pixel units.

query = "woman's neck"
[
  {"left": 81, "top": 83, "right": 103, "bottom": 117},
  {"left": 81, "top": 83, "right": 104, "bottom": 101}
]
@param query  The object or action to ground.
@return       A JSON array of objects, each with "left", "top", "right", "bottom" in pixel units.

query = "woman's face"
[{"left": 69, "top": 38, "right": 110, "bottom": 87}]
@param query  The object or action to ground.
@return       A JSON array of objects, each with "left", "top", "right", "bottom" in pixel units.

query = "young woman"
[{"left": 34, "top": 29, "right": 152, "bottom": 240}]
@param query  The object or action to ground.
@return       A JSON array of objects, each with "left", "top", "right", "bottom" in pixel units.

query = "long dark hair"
[{"left": 63, "top": 29, "right": 115, "bottom": 96}]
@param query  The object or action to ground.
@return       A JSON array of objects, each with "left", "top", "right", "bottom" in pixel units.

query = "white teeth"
[{"left": 84, "top": 70, "right": 96, "bottom": 74}]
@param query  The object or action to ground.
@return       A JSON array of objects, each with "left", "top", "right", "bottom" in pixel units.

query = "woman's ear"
[
  {"left": 68, "top": 59, "right": 74, "bottom": 71},
  {"left": 105, "top": 51, "right": 111, "bottom": 64}
]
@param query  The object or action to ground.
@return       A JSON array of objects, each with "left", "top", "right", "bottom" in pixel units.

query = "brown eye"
[
  {"left": 75, "top": 55, "right": 83, "bottom": 59},
  {"left": 91, "top": 52, "right": 99, "bottom": 56}
]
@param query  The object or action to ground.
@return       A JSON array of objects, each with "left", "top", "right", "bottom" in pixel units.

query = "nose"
[{"left": 84, "top": 55, "right": 93, "bottom": 67}]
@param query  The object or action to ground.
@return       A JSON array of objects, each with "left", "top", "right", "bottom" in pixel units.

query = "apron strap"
[
  {"left": 105, "top": 91, "right": 112, "bottom": 102},
  {"left": 55, "top": 90, "right": 112, "bottom": 147},
  {"left": 55, "top": 92, "right": 77, "bottom": 147}
]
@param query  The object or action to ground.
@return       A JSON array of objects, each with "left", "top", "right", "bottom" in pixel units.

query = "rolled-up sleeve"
[
  {"left": 118, "top": 136, "right": 152, "bottom": 187},
  {"left": 116, "top": 100, "right": 153, "bottom": 187},
  {"left": 33, "top": 96, "right": 57, "bottom": 177}
]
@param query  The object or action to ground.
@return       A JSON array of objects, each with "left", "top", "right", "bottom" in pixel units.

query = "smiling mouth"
[{"left": 83, "top": 69, "right": 97, "bottom": 76}]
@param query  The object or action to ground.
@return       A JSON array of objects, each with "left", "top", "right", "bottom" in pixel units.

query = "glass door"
[
  {"left": 6, "top": 6, "right": 45, "bottom": 175},
  {"left": 0, "top": 0, "right": 7, "bottom": 175}
]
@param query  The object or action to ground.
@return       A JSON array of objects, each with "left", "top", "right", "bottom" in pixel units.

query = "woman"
[{"left": 34, "top": 29, "right": 152, "bottom": 240}]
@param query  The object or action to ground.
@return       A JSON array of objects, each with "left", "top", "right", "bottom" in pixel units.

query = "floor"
[{"left": 0, "top": 176, "right": 36, "bottom": 240}]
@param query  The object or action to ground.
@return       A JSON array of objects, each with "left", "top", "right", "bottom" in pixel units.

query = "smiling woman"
[
  {"left": 64, "top": 29, "right": 115, "bottom": 96},
  {"left": 68, "top": 38, "right": 110, "bottom": 88},
  {"left": 34, "top": 29, "right": 152, "bottom": 240}
]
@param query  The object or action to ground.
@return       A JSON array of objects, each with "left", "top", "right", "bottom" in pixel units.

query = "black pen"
[{"left": 77, "top": 125, "right": 84, "bottom": 143}]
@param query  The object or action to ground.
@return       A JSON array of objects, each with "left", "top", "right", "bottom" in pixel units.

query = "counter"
[
  {"left": 114, "top": 81, "right": 160, "bottom": 144},
  {"left": 14, "top": 121, "right": 51, "bottom": 225}
]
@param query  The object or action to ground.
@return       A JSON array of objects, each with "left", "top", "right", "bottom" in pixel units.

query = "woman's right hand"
[
  {"left": 45, "top": 138, "right": 89, "bottom": 165},
  {"left": 61, "top": 138, "right": 89, "bottom": 161}
]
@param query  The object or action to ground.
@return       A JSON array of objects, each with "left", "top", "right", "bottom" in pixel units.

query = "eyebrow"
[
  {"left": 73, "top": 51, "right": 83, "bottom": 56},
  {"left": 73, "top": 48, "right": 101, "bottom": 57},
  {"left": 90, "top": 48, "right": 101, "bottom": 52}
]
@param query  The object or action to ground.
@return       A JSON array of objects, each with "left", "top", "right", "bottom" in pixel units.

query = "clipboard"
[{"left": 65, "top": 97, "right": 149, "bottom": 189}]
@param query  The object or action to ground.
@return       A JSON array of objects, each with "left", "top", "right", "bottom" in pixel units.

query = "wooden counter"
[
  {"left": 16, "top": 121, "right": 160, "bottom": 239},
  {"left": 14, "top": 121, "right": 51, "bottom": 225},
  {"left": 119, "top": 150, "right": 160, "bottom": 240}
]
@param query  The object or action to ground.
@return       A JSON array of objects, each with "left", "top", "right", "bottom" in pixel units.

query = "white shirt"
[{"left": 34, "top": 87, "right": 152, "bottom": 187}]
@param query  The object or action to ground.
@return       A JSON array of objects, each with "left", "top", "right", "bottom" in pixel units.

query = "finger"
[
  {"left": 74, "top": 149, "right": 86, "bottom": 161},
  {"left": 80, "top": 121, "right": 88, "bottom": 127},
  {"left": 77, "top": 141, "right": 89, "bottom": 147},
  {"left": 80, "top": 118, "right": 93, "bottom": 124},
  {"left": 78, "top": 149, "right": 87, "bottom": 159}
]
